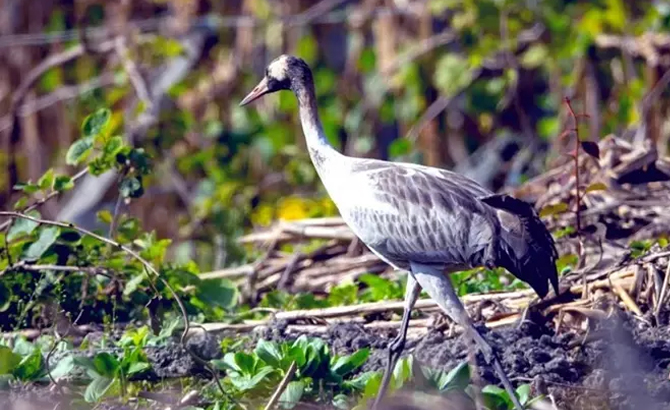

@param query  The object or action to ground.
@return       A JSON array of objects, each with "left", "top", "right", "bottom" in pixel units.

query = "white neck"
[{"left": 294, "top": 84, "right": 341, "bottom": 171}]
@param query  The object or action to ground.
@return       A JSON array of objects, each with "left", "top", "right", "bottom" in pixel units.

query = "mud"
[{"left": 315, "top": 309, "right": 670, "bottom": 410}]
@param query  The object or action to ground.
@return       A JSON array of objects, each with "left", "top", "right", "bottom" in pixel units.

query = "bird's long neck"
[{"left": 292, "top": 79, "right": 341, "bottom": 170}]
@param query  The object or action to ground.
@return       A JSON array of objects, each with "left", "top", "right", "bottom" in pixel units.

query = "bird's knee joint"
[{"left": 388, "top": 336, "right": 405, "bottom": 354}]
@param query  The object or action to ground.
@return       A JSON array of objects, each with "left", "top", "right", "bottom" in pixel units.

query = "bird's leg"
[
  {"left": 372, "top": 274, "right": 420, "bottom": 410},
  {"left": 408, "top": 262, "right": 524, "bottom": 410}
]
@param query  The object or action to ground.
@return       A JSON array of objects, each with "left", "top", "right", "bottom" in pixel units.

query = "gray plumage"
[{"left": 240, "top": 54, "right": 559, "bottom": 410}]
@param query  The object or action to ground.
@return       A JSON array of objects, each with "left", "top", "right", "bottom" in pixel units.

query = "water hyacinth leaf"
[
  {"left": 0, "top": 346, "right": 21, "bottom": 374},
  {"left": 331, "top": 348, "right": 370, "bottom": 377},
  {"left": 279, "top": 381, "right": 305, "bottom": 409},
  {"left": 84, "top": 376, "right": 114, "bottom": 403},
  {"left": 343, "top": 371, "right": 378, "bottom": 391},
  {"left": 82, "top": 108, "right": 111, "bottom": 138},
  {"left": 234, "top": 352, "right": 256, "bottom": 374},
  {"left": 255, "top": 339, "right": 283, "bottom": 367},
  {"left": 481, "top": 384, "right": 511, "bottom": 408},
  {"left": 23, "top": 226, "right": 60, "bottom": 261},
  {"left": 196, "top": 278, "right": 238, "bottom": 309},
  {"left": 362, "top": 372, "right": 382, "bottom": 398},
  {"left": 440, "top": 360, "right": 470, "bottom": 391},
  {"left": 126, "top": 361, "right": 150, "bottom": 376},
  {"left": 516, "top": 383, "right": 531, "bottom": 405},
  {"left": 13, "top": 349, "right": 44, "bottom": 381},
  {"left": 93, "top": 352, "right": 120, "bottom": 378},
  {"left": 12, "top": 337, "right": 35, "bottom": 356},
  {"left": 580, "top": 141, "right": 600, "bottom": 160},
  {"left": 7, "top": 211, "right": 40, "bottom": 241},
  {"left": 332, "top": 394, "right": 349, "bottom": 410},
  {"left": 66, "top": 137, "right": 94, "bottom": 165},
  {"left": 229, "top": 366, "right": 275, "bottom": 391},
  {"left": 538, "top": 202, "right": 569, "bottom": 218},
  {"left": 50, "top": 355, "right": 75, "bottom": 380}
]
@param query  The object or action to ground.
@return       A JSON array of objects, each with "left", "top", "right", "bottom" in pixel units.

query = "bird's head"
[{"left": 239, "top": 54, "right": 312, "bottom": 106}]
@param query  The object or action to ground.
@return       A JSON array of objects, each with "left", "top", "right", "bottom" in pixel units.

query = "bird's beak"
[{"left": 239, "top": 77, "right": 270, "bottom": 106}]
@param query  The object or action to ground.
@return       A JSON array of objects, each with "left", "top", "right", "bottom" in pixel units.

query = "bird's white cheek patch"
[{"left": 268, "top": 57, "right": 289, "bottom": 81}]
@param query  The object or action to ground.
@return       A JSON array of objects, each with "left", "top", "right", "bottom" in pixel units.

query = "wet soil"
[{"left": 258, "top": 307, "right": 670, "bottom": 410}]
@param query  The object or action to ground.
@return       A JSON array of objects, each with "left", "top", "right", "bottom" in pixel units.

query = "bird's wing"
[{"left": 340, "top": 158, "right": 498, "bottom": 267}]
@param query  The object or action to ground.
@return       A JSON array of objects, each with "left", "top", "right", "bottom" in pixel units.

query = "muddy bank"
[
  {"left": 257, "top": 307, "right": 670, "bottom": 410},
  {"left": 3, "top": 308, "right": 670, "bottom": 410}
]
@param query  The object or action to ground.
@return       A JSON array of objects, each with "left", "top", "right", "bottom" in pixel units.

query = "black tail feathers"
[{"left": 479, "top": 194, "right": 560, "bottom": 298}]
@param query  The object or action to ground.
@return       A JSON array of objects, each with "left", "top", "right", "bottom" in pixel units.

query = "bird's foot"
[{"left": 467, "top": 327, "right": 524, "bottom": 410}]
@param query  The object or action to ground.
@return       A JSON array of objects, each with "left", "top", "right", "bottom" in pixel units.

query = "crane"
[{"left": 240, "top": 54, "right": 559, "bottom": 410}]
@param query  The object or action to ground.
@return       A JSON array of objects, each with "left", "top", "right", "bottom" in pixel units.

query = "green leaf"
[
  {"left": 332, "top": 394, "right": 350, "bottom": 410},
  {"left": 53, "top": 175, "right": 74, "bottom": 192},
  {"left": 126, "top": 361, "right": 150, "bottom": 376},
  {"left": 103, "top": 136, "right": 124, "bottom": 158},
  {"left": 97, "top": 210, "right": 113, "bottom": 224},
  {"left": 255, "top": 339, "right": 283, "bottom": 368},
  {"left": 520, "top": 44, "right": 549, "bottom": 69},
  {"left": 66, "top": 137, "right": 94, "bottom": 165},
  {"left": 123, "top": 272, "right": 148, "bottom": 296},
  {"left": 0, "top": 281, "right": 10, "bottom": 312},
  {"left": 279, "top": 381, "right": 304, "bottom": 409},
  {"left": 440, "top": 360, "right": 470, "bottom": 391},
  {"left": 392, "top": 355, "right": 413, "bottom": 389},
  {"left": 516, "top": 383, "right": 531, "bottom": 405},
  {"left": 82, "top": 108, "right": 111, "bottom": 138},
  {"left": 331, "top": 348, "right": 370, "bottom": 377},
  {"left": 234, "top": 352, "right": 256, "bottom": 374},
  {"left": 212, "top": 353, "right": 239, "bottom": 372},
  {"left": 93, "top": 352, "right": 120, "bottom": 378},
  {"left": 74, "top": 356, "right": 98, "bottom": 377},
  {"left": 7, "top": 211, "right": 40, "bottom": 241},
  {"left": 434, "top": 53, "right": 475, "bottom": 97},
  {"left": 0, "top": 346, "right": 21, "bottom": 374},
  {"left": 229, "top": 366, "right": 275, "bottom": 391},
  {"left": 196, "top": 278, "right": 238, "bottom": 309},
  {"left": 389, "top": 138, "right": 412, "bottom": 158},
  {"left": 481, "top": 385, "right": 511, "bottom": 408},
  {"left": 50, "top": 355, "right": 75, "bottom": 380},
  {"left": 119, "top": 177, "right": 142, "bottom": 198},
  {"left": 538, "top": 202, "right": 569, "bottom": 218},
  {"left": 38, "top": 169, "right": 54, "bottom": 190},
  {"left": 362, "top": 372, "right": 382, "bottom": 398},
  {"left": 343, "top": 371, "right": 378, "bottom": 391},
  {"left": 13, "top": 349, "right": 44, "bottom": 381},
  {"left": 12, "top": 337, "right": 35, "bottom": 356},
  {"left": 13, "top": 182, "right": 39, "bottom": 194},
  {"left": 84, "top": 376, "right": 114, "bottom": 403},
  {"left": 585, "top": 182, "right": 607, "bottom": 193},
  {"left": 23, "top": 226, "right": 60, "bottom": 261}
]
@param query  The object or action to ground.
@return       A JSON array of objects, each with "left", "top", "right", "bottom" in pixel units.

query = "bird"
[{"left": 240, "top": 54, "right": 559, "bottom": 410}]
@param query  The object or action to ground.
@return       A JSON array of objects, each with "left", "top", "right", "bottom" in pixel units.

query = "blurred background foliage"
[{"left": 2, "top": 0, "right": 670, "bottom": 328}]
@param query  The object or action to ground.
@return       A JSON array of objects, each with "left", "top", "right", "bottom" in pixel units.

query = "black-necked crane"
[{"left": 240, "top": 55, "right": 559, "bottom": 410}]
